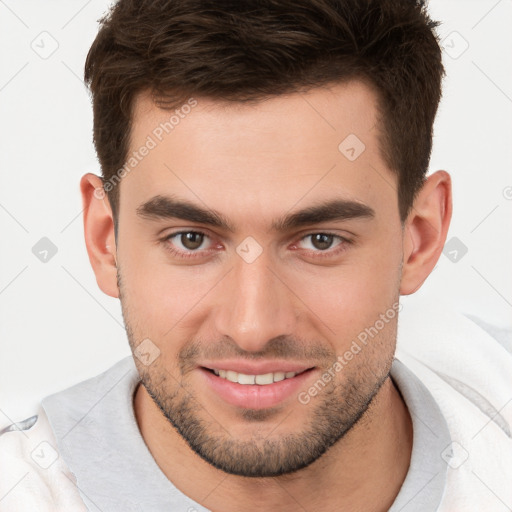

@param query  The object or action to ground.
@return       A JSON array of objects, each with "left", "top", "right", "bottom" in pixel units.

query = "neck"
[{"left": 134, "top": 374, "right": 412, "bottom": 511}]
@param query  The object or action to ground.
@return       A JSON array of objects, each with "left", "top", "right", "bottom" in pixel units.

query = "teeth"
[
  {"left": 212, "top": 369, "right": 299, "bottom": 385},
  {"left": 226, "top": 370, "right": 238, "bottom": 383},
  {"left": 255, "top": 373, "right": 273, "bottom": 385},
  {"left": 238, "top": 373, "right": 255, "bottom": 385}
]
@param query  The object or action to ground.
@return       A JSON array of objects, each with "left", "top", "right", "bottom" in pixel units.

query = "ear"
[
  {"left": 400, "top": 170, "right": 452, "bottom": 295},
  {"left": 80, "top": 173, "right": 119, "bottom": 298}
]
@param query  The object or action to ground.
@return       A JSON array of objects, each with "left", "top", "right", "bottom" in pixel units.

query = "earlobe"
[
  {"left": 80, "top": 173, "right": 119, "bottom": 298},
  {"left": 399, "top": 170, "right": 452, "bottom": 295}
]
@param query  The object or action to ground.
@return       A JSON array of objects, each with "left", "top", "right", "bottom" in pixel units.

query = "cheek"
[
  {"left": 289, "top": 235, "right": 402, "bottom": 339},
  {"left": 120, "top": 249, "right": 219, "bottom": 340}
]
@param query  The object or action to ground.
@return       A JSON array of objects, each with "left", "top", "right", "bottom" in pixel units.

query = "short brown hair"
[{"left": 85, "top": 0, "right": 444, "bottom": 224}]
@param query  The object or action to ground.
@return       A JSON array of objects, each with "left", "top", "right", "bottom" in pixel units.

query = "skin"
[{"left": 80, "top": 80, "right": 452, "bottom": 511}]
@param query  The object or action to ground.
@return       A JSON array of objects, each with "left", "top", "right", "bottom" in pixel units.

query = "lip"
[{"left": 198, "top": 366, "right": 316, "bottom": 410}]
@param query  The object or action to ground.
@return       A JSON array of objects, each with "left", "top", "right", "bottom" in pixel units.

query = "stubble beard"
[{"left": 117, "top": 267, "right": 394, "bottom": 478}]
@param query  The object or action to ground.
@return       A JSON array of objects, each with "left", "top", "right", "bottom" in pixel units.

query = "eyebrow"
[{"left": 136, "top": 194, "right": 375, "bottom": 232}]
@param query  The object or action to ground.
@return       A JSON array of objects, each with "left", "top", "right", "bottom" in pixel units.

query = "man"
[{"left": 1, "top": 0, "right": 511, "bottom": 510}]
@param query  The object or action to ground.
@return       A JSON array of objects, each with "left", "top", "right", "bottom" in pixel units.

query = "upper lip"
[{"left": 200, "top": 360, "right": 314, "bottom": 375}]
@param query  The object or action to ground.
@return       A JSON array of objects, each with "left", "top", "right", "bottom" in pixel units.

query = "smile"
[{"left": 200, "top": 366, "right": 316, "bottom": 409}]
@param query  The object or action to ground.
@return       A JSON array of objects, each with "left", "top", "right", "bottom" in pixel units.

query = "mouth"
[{"left": 198, "top": 366, "right": 317, "bottom": 410}]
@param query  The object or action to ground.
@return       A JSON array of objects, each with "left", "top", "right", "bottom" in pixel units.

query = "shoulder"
[
  {"left": 395, "top": 296, "right": 512, "bottom": 510},
  {"left": 396, "top": 295, "right": 512, "bottom": 408},
  {"left": 0, "top": 407, "right": 88, "bottom": 511},
  {"left": 40, "top": 356, "right": 138, "bottom": 440},
  {"left": 0, "top": 357, "right": 137, "bottom": 511}
]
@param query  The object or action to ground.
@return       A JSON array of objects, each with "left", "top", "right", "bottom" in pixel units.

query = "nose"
[{"left": 213, "top": 245, "right": 297, "bottom": 353}]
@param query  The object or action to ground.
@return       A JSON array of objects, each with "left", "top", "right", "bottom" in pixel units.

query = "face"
[{"left": 116, "top": 81, "right": 405, "bottom": 477}]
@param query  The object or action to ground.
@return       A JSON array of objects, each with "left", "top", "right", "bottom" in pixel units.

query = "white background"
[{"left": 0, "top": 0, "right": 511, "bottom": 423}]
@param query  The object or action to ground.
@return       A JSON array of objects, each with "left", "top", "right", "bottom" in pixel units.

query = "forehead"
[{"left": 121, "top": 81, "right": 398, "bottom": 227}]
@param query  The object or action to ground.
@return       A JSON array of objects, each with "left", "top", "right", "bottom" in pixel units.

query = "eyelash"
[{"left": 161, "top": 230, "right": 353, "bottom": 260}]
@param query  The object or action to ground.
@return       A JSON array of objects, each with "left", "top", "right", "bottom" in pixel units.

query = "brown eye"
[
  {"left": 294, "top": 232, "right": 351, "bottom": 258},
  {"left": 180, "top": 232, "right": 204, "bottom": 250},
  {"left": 162, "top": 230, "right": 219, "bottom": 260},
  {"left": 310, "top": 233, "right": 335, "bottom": 250}
]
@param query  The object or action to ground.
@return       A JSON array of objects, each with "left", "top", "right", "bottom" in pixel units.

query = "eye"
[
  {"left": 301, "top": 233, "right": 338, "bottom": 251},
  {"left": 175, "top": 231, "right": 207, "bottom": 250},
  {"left": 294, "top": 232, "right": 351, "bottom": 257},
  {"left": 163, "top": 230, "right": 214, "bottom": 257}
]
